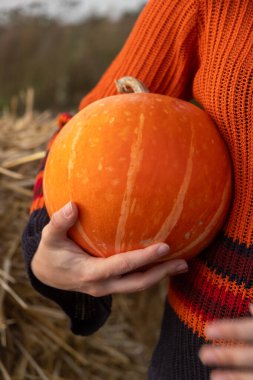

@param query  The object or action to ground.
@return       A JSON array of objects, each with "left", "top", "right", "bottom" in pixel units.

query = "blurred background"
[
  {"left": 0, "top": 0, "right": 146, "bottom": 114},
  {"left": 0, "top": 1, "right": 169, "bottom": 379}
]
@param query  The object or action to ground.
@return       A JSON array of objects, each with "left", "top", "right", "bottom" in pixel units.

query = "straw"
[{"left": 0, "top": 96, "right": 165, "bottom": 379}]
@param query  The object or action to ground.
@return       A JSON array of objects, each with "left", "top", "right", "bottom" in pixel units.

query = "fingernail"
[
  {"left": 175, "top": 262, "right": 188, "bottom": 274},
  {"left": 205, "top": 326, "right": 221, "bottom": 339},
  {"left": 199, "top": 349, "right": 217, "bottom": 365},
  {"left": 62, "top": 202, "right": 73, "bottom": 218},
  {"left": 157, "top": 244, "right": 170, "bottom": 256}
]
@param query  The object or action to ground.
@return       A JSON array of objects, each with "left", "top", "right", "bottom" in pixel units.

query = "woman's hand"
[
  {"left": 32, "top": 201, "right": 188, "bottom": 296},
  {"left": 199, "top": 304, "right": 253, "bottom": 380}
]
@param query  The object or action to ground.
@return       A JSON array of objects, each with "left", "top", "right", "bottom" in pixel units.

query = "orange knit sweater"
[
  {"left": 80, "top": 0, "right": 253, "bottom": 248},
  {"left": 22, "top": 1, "right": 253, "bottom": 378},
  {"left": 79, "top": 0, "right": 253, "bottom": 377}
]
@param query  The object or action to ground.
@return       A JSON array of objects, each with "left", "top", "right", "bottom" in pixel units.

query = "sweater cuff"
[{"left": 28, "top": 265, "right": 112, "bottom": 336}]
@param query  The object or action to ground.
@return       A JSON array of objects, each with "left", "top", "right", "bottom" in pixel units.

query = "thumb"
[{"left": 44, "top": 202, "right": 78, "bottom": 243}]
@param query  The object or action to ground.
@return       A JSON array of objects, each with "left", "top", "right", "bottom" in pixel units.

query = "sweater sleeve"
[
  {"left": 21, "top": 113, "right": 112, "bottom": 336},
  {"left": 79, "top": 0, "right": 198, "bottom": 110}
]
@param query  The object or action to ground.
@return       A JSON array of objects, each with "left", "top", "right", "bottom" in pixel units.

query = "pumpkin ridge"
[
  {"left": 76, "top": 221, "right": 107, "bottom": 257},
  {"left": 68, "top": 119, "right": 83, "bottom": 200},
  {"left": 170, "top": 173, "right": 232, "bottom": 260},
  {"left": 154, "top": 120, "right": 195, "bottom": 242},
  {"left": 115, "top": 113, "right": 145, "bottom": 252}
]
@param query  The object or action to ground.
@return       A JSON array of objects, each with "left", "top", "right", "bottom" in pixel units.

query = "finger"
[
  {"left": 86, "top": 242, "right": 187, "bottom": 280},
  {"left": 42, "top": 202, "right": 78, "bottom": 244},
  {"left": 211, "top": 370, "right": 253, "bottom": 380},
  {"left": 205, "top": 318, "right": 253, "bottom": 342},
  {"left": 88, "top": 259, "right": 188, "bottom": 295},
  {"left": 101, "top": 242, "right": 171, "bottom": 277},
  {"left": 249, "top": 303, "right": 253, "bottom": 317},
  {"left": 199, "top": 345, "right": 253, "bottom": 368}
]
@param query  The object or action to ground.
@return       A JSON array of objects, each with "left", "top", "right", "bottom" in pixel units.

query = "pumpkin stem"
[{"left": 115, "top": 77, "right": 150, "bottom": 94}]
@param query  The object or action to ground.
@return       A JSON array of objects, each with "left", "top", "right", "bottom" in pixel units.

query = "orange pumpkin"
[{"left": 43, "top": 77, "right": 232, "bottom": 261}]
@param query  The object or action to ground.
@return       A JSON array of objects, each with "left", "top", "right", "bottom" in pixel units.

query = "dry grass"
[{"left": 0, "top": 97, "right": 167, "bottom": 379}]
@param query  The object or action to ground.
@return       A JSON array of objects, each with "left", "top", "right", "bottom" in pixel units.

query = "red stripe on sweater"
[
  {"left": 33, "top": 177, "right": 43, "bottom": 198},
  {"left": 168, "top": 262, "right": 253, "bottom": 337},
  {"left": 30, "top": 196, "right": 45, "bottom": 214}
]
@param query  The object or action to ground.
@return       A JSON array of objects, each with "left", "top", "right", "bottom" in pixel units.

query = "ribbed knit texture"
[{"left": 21, "top": 0, "right": 253, "bottom": 378}]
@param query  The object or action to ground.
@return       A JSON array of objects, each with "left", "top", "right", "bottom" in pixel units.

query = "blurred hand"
[
  {"left": 32, "top": 202, "right": 188, "bottom": 296},
  {"left": 199, "top": 304, "right": 253, "bottom": 380}
]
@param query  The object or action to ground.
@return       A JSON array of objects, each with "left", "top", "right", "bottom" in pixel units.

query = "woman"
[{"left": 22, "top": 0, "right": 253, "bottom": 379}]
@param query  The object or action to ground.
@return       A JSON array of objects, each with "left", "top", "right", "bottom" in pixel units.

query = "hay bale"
[{"left": 0, "top": 109, "right": 166, "bottom": 379}]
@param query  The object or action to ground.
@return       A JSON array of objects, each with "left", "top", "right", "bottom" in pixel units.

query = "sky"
[{"left": 0, "top": 0, "right": 147, "bottom": 23}]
